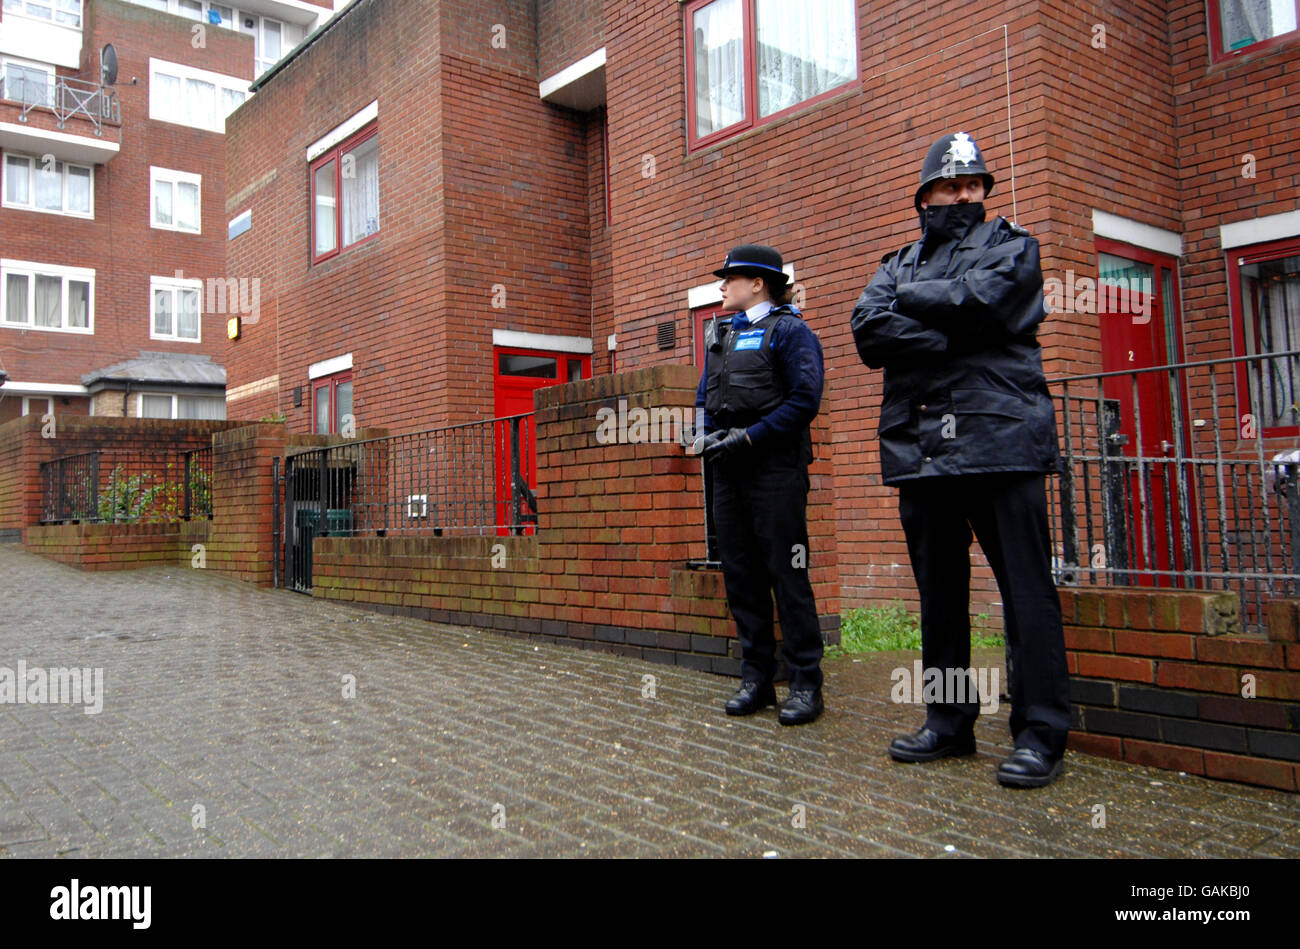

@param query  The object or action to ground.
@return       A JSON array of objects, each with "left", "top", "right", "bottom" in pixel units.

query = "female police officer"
[{"left": 694, "top": 244, "right": 827, "bottom": 725}]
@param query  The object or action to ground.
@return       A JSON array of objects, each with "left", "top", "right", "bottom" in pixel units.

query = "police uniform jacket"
[
  {"left": 850, "top": 211, "right": 1060, "bottom": 485},
  {"left": 694, "top": 303, "right": 824, "bottom": 464}
]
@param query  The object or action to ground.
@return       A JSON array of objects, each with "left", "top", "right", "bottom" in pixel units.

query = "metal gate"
[{"left": 275, "top": 449, "right": 357, "bottom": 593}]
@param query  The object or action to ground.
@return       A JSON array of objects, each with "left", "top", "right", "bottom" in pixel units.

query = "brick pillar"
[{"left": 209, "top": 423, "right": 288, "bottom": 586}]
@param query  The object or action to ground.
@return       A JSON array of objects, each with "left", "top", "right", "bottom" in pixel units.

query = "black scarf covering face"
[{"left": 918, "top": 201, "right": 986, "bottom": 246}]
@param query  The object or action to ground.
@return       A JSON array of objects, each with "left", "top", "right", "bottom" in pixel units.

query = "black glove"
[{"left": 701, "top": 427, "right": 750, "bottom": 460}]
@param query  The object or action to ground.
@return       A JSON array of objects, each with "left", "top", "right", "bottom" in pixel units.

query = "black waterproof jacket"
[{"left": 850, "top": 207, "right": 1060, "bottom": 485}]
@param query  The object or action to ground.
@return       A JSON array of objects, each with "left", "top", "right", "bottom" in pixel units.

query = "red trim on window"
[
  {"left": 1207, "top": 0, "right": 1300, "bottom": 63},
  {"left": 311, "top": 370, "right": 353, "bottom": 434},
  {"left": 1226, "top": 235, "right": 1300, "bottom": 438},
  {"left": 683, "top": 0, "right": 859, "bottom": 151},
  {"left": 309, "top": 124, "right": 379, "bottom": 265}
]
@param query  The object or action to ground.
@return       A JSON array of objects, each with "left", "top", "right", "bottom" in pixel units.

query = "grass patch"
[{"left": 826, "top": 602, "right": 1004, "bottom": 658}]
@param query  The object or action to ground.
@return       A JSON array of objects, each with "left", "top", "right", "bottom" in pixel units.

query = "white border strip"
[
  {"left": 492, "top": 329, "right": 593, "bottom": 355},
  {"left": 1221, "top": 209, "right": 1300, "bottom": 251},
  {"left": 0, "top": 121, "right": 121, "bottom": 158},
  {"left": 1092, "top": 210, "right": 1182, "bottom": 258},
  {"left": 307, "top": 100, "right": 379, "bottom": 162},
  {"left": 539, "top": 47, "right": 606, "bottom": 100},
  {"left": 309, "top": 353, "right": 352, "bottom": 380},
  {"left": 227, "top": 373, "right": 279, "bottom": 402},
  {"left": 687, "top": 264, "right": 796, "bottom": 309}
]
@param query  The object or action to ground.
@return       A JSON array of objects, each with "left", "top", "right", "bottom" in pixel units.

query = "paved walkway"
[{"left": 1, "top": 544, "right": 1297, "bottom": 858}]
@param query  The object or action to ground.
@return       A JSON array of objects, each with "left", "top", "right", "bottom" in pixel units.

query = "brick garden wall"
[
  {"left": 313, "top": 365, "right": 842, "bottom": 673},
  {"left": 1062, "top": 586, "right": 1300, "bottom": 791},
  {"left": 24, "top": 520, "right": 208, "bottom": 571}
]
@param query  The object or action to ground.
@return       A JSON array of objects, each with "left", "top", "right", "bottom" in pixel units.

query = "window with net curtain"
[
  {"left": 1241, "top": 254, "right": 1300, "bottom": 430},
  {"left": 1218, "top": 0, "right": 1299, "bottom": 51},
  {"left": 691, "top": 0, "right": 856, "bottom": 143}
]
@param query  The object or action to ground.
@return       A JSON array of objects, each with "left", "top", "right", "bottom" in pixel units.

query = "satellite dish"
[{"left": 100, "top": 44, "right": 118, "bottom": 86}]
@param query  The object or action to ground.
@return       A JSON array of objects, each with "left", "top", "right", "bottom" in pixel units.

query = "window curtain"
[
  {"left": 177, "top": 288, "right": 199, "bottom": 338},
  {"left": 154, "top": 179, "right": 173, "bottom": 226},
  {"left": 141, "top": 395, "right": 173, "bottom": 419},
  {"left": 341, "top": 137, "right": 379, "bottom": 246},
  {"left": 4, "top": 155, "right": 30, "bottom": 204},
  {"left": 755, "top": 0, "right": 856, "bottom": 117},
  {"left": 154, "top": 288, "right": 173, "bottom": 335},
  {"left": 34, "top": 161, "right": 62, "bottom": 211},
  {"left": 1255, "top": 259, "right": 1300, "bottom": 428},
  {"left": 314, "top": 161, "right": 337, "bottom": 255},
  {"left": 176, "top": 181, "right": 198, "bottom": 231},
  {"left": 693, "top": 0, "right": 745, "bottom": 138},
  {"left": 1218, "top": 0, "right": 1293, "bottom": 50},
  {"left": 67, "top": 280, "right": 88, "bottom": 328},
  {"left": 35, "top": 274, "right": 61, "bottom": 327},
  {"left": 179, "top": 396, "right": 225, "bottom": 420},
  {"left": 67, "top": 166, "right": 91, "bottom": 214},
  {"left": 4, "top": 273, "right": 28, "bottom": 323},
  {"left": 186, "top": 78, "right": 215, "bottom": 129},
  {"left": 154, "top": 72, "right": 182, "bottom": 122}
]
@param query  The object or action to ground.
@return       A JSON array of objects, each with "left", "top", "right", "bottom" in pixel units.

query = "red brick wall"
[
  {"left": 0, "top": 414, "right": 242, "bottom": 535},
  {"left": 207, "top": 422, "right": 286, "bottom": 585},
  {"left": 25, "top": 520, "right": 208, "bottom": 570},
  {"left": 313, "top": 365, "right": 841, "bottom": 671},
  {"left": 1062, "top": 586, "right": 1300, "bottom": 791},
  {"left": 537, "top": 0, "right": 604, "bottom": 79},
  {"left": 0, "top": 0, "right": 252, "bottom": 397}
]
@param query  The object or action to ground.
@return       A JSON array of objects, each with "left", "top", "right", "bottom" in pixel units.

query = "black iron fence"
[
  {"left": 40, "top": 447, "right": 213, "bottom": 524},
  {"left": 1049, "top": 350, "right": 1300, "bottom": 633},
  {"left": 277, "top": 415, "right": 535, "bottom": 591}
]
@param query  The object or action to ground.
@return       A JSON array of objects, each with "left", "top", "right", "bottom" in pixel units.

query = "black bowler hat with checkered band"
[{"left": 713, "top": 244, "right": 790, "bottom": 288}]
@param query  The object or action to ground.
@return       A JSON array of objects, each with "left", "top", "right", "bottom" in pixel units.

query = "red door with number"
[{"left": 1096, "top": 240, "right": 1198, "bottom": 585}]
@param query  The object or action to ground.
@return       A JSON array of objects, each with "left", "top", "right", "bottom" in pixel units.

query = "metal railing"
[
  {"left": 1048, "top": 350, "right": 1300, "bottom": 633},
  {"left": 40, "top": 447, "right": 213, "bottom": 524},
  {"left": 278, "top": 414, "right": 536, "bottom": 591},
  {"left": 7, "top": 75, "right": 120, "bottom": 135},
  {"left": 284, "top": 414, "right": 537, "bottom": 538}
]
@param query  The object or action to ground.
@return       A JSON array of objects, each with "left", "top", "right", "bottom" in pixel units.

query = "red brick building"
[
  {"left": 223, "top": 0, "right": 1299, "bottom": 614},
  {"left": 0, "top": 0, "right": 342, "bottom": 424}
]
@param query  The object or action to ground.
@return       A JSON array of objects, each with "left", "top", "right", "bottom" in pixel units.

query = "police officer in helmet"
[
  {"left": 849, "top": 133, "right": 1071, "bottom": 786},
  {"left": 695, "top": 244, "right": 827, "bottom": 725}
]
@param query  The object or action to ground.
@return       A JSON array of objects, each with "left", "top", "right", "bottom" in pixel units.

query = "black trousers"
[
  {"left": 712, "top": 442, "right": 823, "bottom": 691},
  {"left": 898, "top": 472, "right": 1070, "bottom": 758}
]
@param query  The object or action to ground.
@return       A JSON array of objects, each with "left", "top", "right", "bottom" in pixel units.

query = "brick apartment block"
[
  {"left": 220, "top": 0, "right": 1299, "bottom": 615},
  {"left": 0, "top": 0, "right": 341, "bottom": 426}
]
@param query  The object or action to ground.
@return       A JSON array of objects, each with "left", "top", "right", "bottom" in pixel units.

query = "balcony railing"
[{"left": 7, "top": 75, "right": 120, "bottom": 135}]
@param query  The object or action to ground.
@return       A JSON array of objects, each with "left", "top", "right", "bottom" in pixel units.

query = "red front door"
[
  {"left": 1096, "top": 240, "right": 1198, "bottom": 585},
  {"left": 492, "top": 347, "right": 590, "bottom": 533}
]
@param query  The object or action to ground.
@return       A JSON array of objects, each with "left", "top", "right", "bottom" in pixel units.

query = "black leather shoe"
[
  {"left": 888, "top": 726, "right": 977, "bottom": 762},
  {"left": 725, "top": 681, "right": 776, "bottom": 716},
  {"left": 996, "top": 748, "right": 1064, "bottom": 788},
  {"left": 778, "top": 689, "right": 824, "bottom": 726}
]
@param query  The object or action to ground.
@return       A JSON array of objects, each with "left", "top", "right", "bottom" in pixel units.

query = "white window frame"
[
  {"left": 0, "top": 259, "right": 94, "bottom": 334},
  {"left": 136, "top": 392, "right": 226, "bottom": 419},
  {"left": 21, "top": 396, "right": 53, "bottom": 417},
  {"left": 149, "top": 166, "right": 202, "bottom": 233},
  {"left": 3, "top": 152, "right": 93, "bottom": 218},
  {"left": 1, "top": 0, "right": 83, "bottom": 29},
  {"left": 148, "top": 57, "right": 249, "bottom": 133},
  {"left": 149, "top": 275, "right": 203, "bottom": 343}
]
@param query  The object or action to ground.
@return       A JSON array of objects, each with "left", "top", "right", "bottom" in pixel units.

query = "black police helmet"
[
  {"left": 915, "top": 132, "right": 995, "bottom": 211},
  {"left": 713, "top": 244, "right": 790, "bottom": 288}
]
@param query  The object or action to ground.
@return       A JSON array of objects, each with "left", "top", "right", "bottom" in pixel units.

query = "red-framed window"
[
  {"left": 1207, "top": 0, "right": 1299, "bottom": 62},
  {"left": 1227, "top": 235, "right": 1300, "bottom": 438},
  {"left": 693, "top": 304, "right": 730, "bottom": 369},
  {"left": 684, "top": 0, "right": 858, "bottom": 150},
  {"left": 312, "top": 370, "right": 353, "bottom": 434},
  {"left": 309, "top": 125, "right": 380, "bottom": 264}
]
